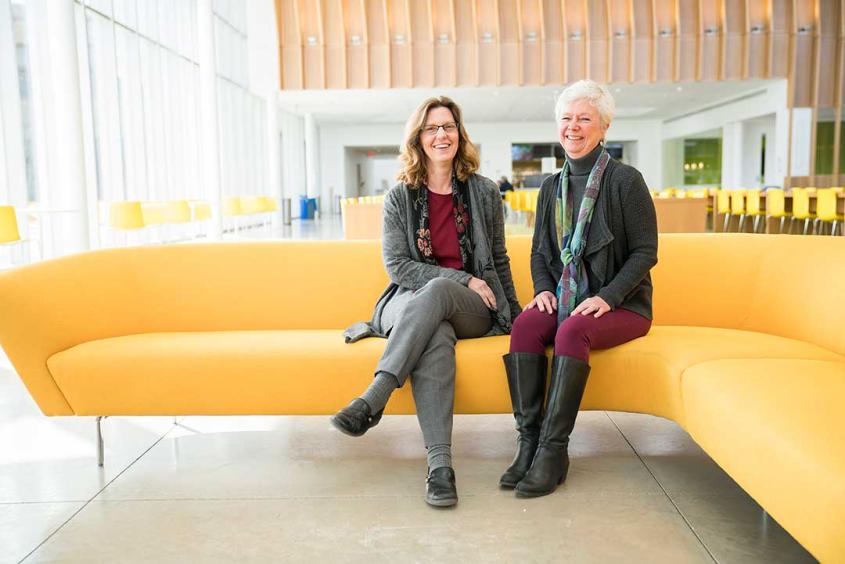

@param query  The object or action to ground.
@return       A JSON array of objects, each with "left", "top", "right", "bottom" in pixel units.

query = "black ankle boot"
[
  {"left": 499, "top": 353, "right": 547, "bottom": 488},
  {"left": 516, "top": 355, "right": 590, "bottom": 498},
  {"left": 330, "top": 398, "right": 384, "bottom": 437}
]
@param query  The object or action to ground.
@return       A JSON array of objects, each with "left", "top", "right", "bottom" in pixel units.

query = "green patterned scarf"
[{"left": 556, "top": 148, "right": 611, "bottom": 325}]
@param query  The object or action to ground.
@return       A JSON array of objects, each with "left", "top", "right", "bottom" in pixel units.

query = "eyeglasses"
[{"left": 421, "top": 122, "right": 458, "bottom": 136}]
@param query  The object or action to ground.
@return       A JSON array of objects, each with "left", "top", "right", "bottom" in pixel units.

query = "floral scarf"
[
  {"left": 556, "top": 148, "right": 611, "bottom": 325},
  {"left": 411, "top": 175, "right": 474, "bottom": 274}
]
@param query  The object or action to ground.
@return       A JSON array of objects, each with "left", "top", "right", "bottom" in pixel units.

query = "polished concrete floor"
[{"left": 0, "top": 348, "right": 815, "bottom": 564}]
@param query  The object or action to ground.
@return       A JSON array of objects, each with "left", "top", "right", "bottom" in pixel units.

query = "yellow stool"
[{"left": 813, "top": 189, "right": 844, "bottom": 235}]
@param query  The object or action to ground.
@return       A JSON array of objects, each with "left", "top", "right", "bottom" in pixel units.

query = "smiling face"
[
  {"left": 558, "top": 98, "right": 609, "bottom": 159},
  {"left": 421, "top": 106, "right": 459, "bottom": 167}
]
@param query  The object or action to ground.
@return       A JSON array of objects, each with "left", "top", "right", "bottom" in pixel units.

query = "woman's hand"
[
  {"left": 571, "top": 296, "right": 611, "bottom": 318},
  {"left": 468, "top": 276, "right": 497, "bottom": 310},
  {"left": 524, "top": 291, "right": 557, "bottom": 313}
]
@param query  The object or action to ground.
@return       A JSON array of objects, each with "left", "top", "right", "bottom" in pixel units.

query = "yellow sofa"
[{"left": 0, "top": 234, "right": 843, "bottom": 562}]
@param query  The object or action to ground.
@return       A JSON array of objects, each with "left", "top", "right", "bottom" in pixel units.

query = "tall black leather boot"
[
  {"left": 499, "top": 352, "right": 548, "bottom": 488},
  {"left": 515, "top": 355, "right": 590, "bottom": 498}
]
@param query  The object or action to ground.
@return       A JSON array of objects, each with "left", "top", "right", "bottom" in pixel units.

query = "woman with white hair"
[{"left": 500, "top": 80, "right": 658, "bottom": 498}]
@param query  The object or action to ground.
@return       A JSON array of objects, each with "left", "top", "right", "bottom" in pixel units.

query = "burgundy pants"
[{"left": 509, "top": 306, "right": 652, "bottom": 362}]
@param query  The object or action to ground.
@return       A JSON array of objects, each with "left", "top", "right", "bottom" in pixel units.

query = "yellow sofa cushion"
[
  {"left": 585, "top": 326, "right": 844, "bottom": 424},
  {"left": 682, "top": 359, "right": 845, "bottom": 564},
  {"left": 47, "top": 327, "right": 842, "bottom": 420}
]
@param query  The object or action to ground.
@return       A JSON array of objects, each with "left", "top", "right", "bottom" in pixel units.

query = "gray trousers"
[{"left": 376, "top": 277, "right": 493, "bottom": 448}]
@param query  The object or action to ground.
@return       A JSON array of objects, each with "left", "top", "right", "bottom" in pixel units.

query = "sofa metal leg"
[{"left": 96, "top": 416, "right": 105, "bottom": 467}]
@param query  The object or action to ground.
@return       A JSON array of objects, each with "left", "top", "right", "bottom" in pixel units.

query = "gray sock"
[
  {"left": 359, "top": 371, "right": 399, "bottom": 413},
  {"left": 427, "top": 444, "right": 452, "bottom": 471}
]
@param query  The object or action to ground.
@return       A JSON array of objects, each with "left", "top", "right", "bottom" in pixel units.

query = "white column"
[
  {"left": 280, "top": 111, "right": 306, "bottom": 214},
  {"left": 661, "top": 138, "right": 684, "bottom": 189},
  {"left": 197, "top": 0, "right": 222, "bottom": 240},
  {"left": 30, "top": 0, "right": 89, "bottom": 256},
  {"left": 304, "top": 113, "right": 319, "bottom": 205},
  {"left": 477, "top": 138, "right": 511, "bottom": 185},
  {"left": 789, "top": 108, "right": 813, "bottom": 178},
  {"left": 266, "top": 93, "right": 282, "bottom": 224},
  {"left": 721, "top": 122, "right": 744, "bottom": 189},
  {"left": 774, "top": 109, "right": 790, "bottom": 185},
  {"left": 0, "top": 0, "right": 27, "bottom": 206}
]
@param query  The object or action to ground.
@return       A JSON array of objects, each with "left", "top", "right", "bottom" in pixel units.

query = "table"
[{"left": 653, "top": 197, "right": 709, "bottom": 233}]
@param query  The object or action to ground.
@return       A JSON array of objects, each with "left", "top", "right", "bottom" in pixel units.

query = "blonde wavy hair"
[{"left": 397, "top": 96, "right": 480, "bottom": 187}]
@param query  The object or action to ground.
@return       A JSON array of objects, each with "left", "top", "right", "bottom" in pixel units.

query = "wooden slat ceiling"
[{"left": 276, "top": 0, "right": 844, "bottom": 109}]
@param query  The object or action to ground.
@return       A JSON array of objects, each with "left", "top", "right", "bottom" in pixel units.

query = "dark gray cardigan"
[
  {"left": 532, "top": 158, "right": 658, "bottom": 320},
  {"left": 344, "top": 173, "right": 521, "bottom": 342}
]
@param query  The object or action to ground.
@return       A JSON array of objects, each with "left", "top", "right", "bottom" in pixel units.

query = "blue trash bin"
[
  {"left": 299, "top": 196, "right": 314, "bottom": 219},
  {"left": 307, "top": 197, "right": 317, "bottom": 218}
]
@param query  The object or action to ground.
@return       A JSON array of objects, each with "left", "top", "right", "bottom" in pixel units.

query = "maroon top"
[{"left": 427, "top": 189, "right": 463, "bottom": 270}]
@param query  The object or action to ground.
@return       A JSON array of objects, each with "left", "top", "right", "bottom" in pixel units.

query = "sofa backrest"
[{"left": 650, "top": 234, "right": 845, "bottom": 357}]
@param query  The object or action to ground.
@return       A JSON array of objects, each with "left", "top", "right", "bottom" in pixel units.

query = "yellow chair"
[
  {"left": 164, "top": 200, "right": 191, "bottom": 224},
  {"left": 192, "top": 201, "right": 212, "bottom": 221},
  {"left": 789, "top": 188, "right": 814, "bottom": 235},
  {"left": 140, "top": 203, "right": 167, "bottom": 227},
  {"left": 813, "top": 189, "right": 844, "bottom": 236},
  {"left": 223, "top": 197, "right": 245, "bottom": 236},
  {"left": 108, "top": 201, "right": 144, "bottom": 230},
  {"left": 656, "top": 188, "right": 676, "bottom": 199},
  {"left": 716, "top": 189, "right": 731, "bottom": 231},
  {"left": 0, "top": 205, "right": 27, "bottom": 267},
  {"left": 260, "top": 196, "right": 279, "bottom": 213},
  {"left": 727, "top": 189, "right": 747, "bottom": 232},
  {"left": 238, "top": 197, "right": 263, "bottom": 216},
  {"left": 223, "top": 197, "right": 243, "bottom": 217},
  {"left": 739, "top": 189, "right": 765, "bottom": 233},
  {"left": 0, "top": 205, "right": 21, "bottom": 244},
  {"left": 765, "top": 189, "right": 788, "bottom": 234}
]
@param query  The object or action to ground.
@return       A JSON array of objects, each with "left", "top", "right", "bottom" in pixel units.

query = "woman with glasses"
[
  {"left": 500, "top": 80, "right": 657, "bottom": 498},
  {"left": 334, "top": 96, "right": 521, "bottom": 508}
]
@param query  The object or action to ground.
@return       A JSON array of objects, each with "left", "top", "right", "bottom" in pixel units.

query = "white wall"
[
  {"left": 742, "top": 116, "right": 777, "bottom": 187},
  {"left": 661, "top": 81, "right": 788, "bottom": 188},
  {"left": 319, "top": 118, "right": 664, "bottom": 201}
]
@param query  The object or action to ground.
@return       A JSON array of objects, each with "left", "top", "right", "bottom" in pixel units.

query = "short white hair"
[{"left": 554, "top": 80, "right": 615, "bottom": 126}]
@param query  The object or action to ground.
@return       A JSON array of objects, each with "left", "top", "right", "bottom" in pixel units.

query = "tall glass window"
[{"left": 75, "top": 0, "right": 267, "bottom": 208}]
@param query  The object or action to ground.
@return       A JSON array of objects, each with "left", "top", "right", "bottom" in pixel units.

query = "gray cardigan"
[
  {"left": 532, "top": 158, "right": 658, "bottom": 320},
  {"left": 345, "top": 173, "right": 521, "bottom": 342}
]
